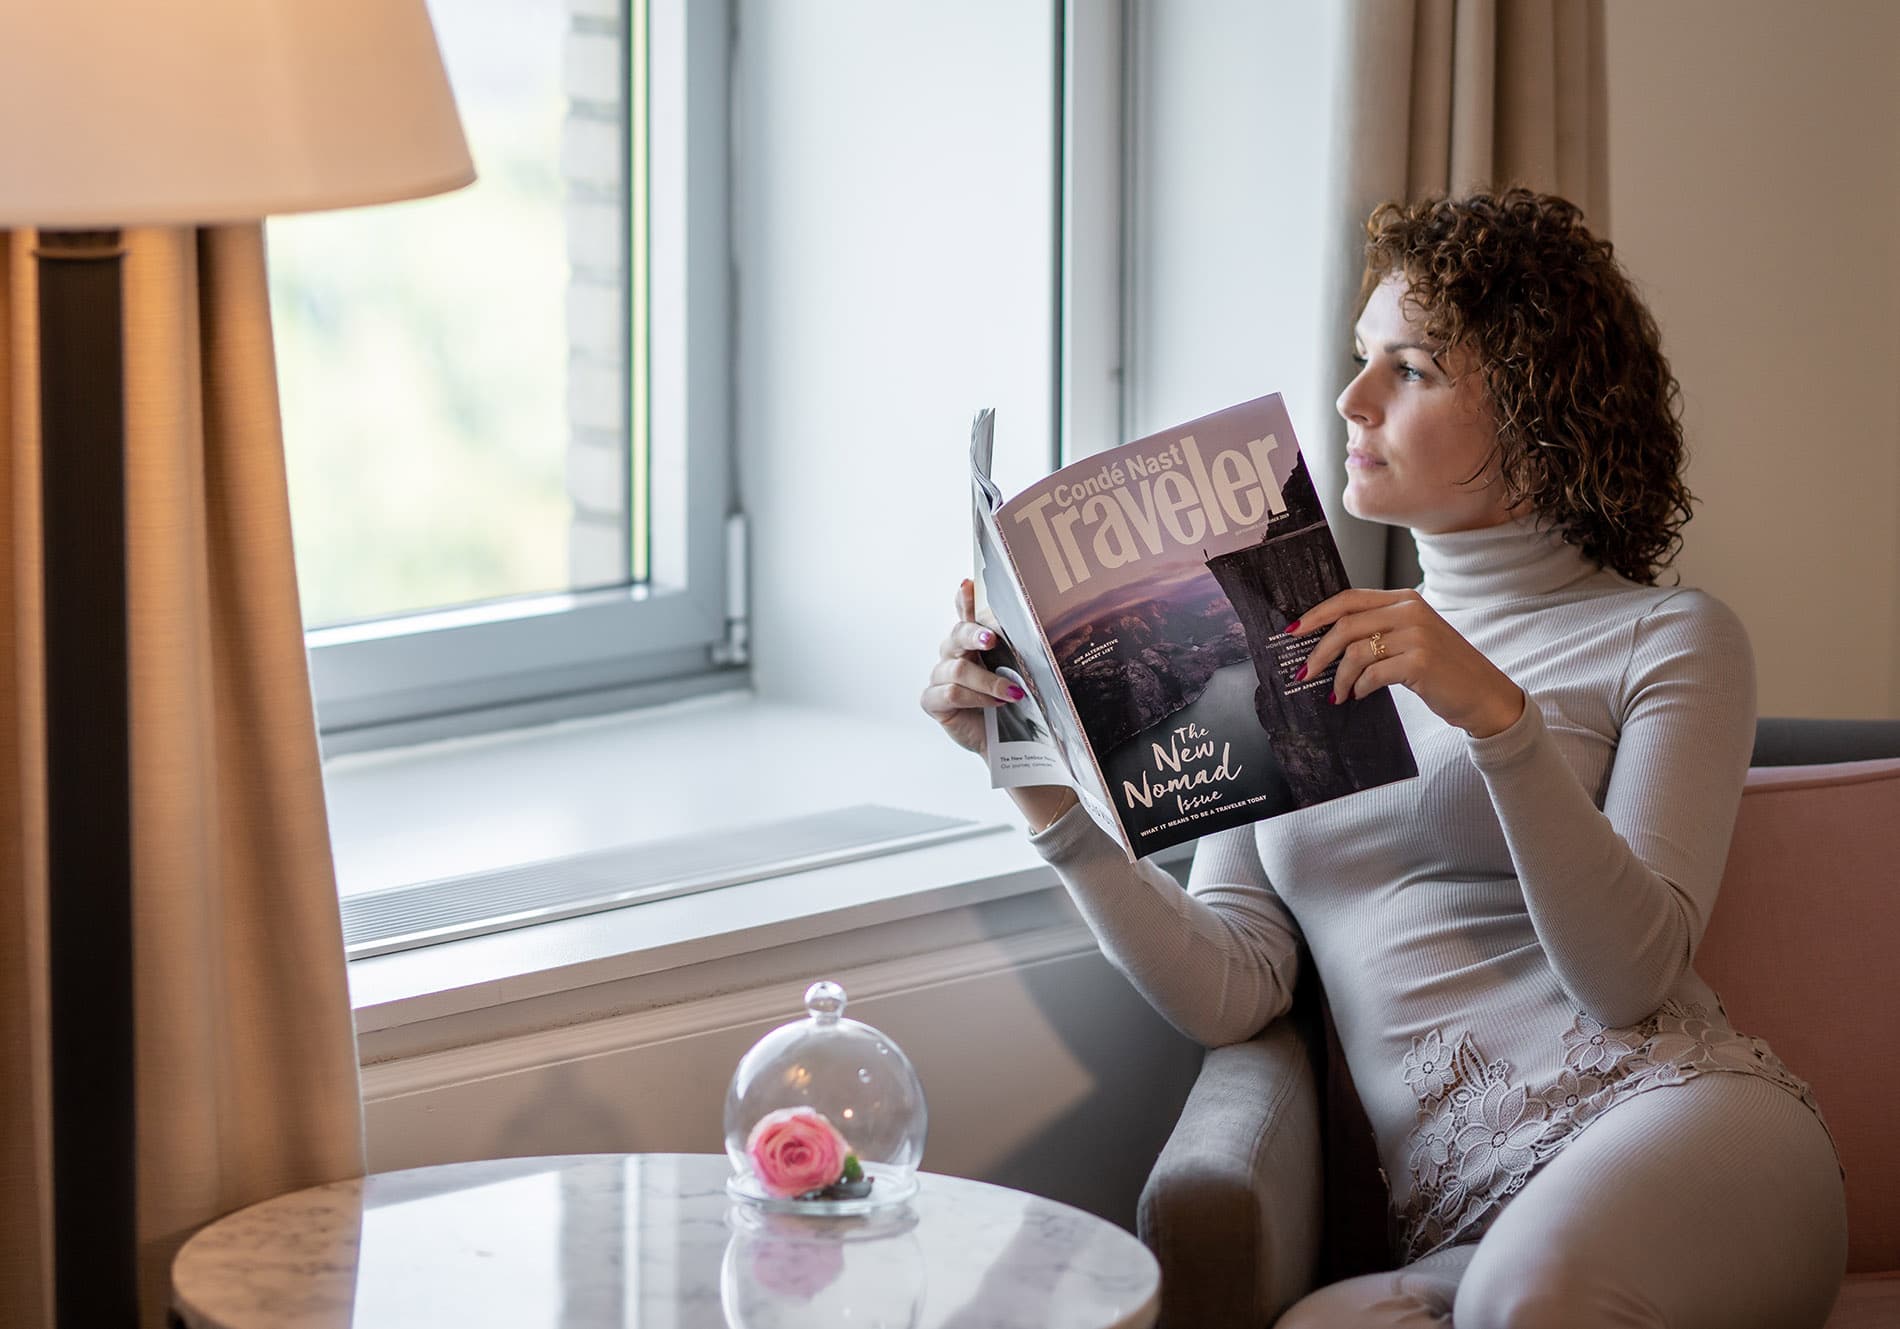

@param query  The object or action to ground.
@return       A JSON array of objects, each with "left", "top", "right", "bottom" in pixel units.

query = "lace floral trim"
[{"left": 1393, "top": 1001, "right": 1829, "bottom": 1262}]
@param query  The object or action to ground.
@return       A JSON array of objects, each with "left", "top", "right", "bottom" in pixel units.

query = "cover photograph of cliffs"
[{"left": 1047, "top": 561, "right": 1292, "bottom": 844}]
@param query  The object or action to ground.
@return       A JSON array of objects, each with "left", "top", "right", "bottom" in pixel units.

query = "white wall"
[
  {"left": 1125, "top": 3, "right": 1343, "bottom": 460},
  {"left": 361, "top": 906, "right": 1203, "bottom": 1228},
  {"left": 734, "top": 1, "right": 1059, "bottom": 725},
  {"left": 1604, "top": 0, "right": 1900, "bottom": 718},
  {"left": 727, "top": 0, "right": 1348, "bottom": 724}
]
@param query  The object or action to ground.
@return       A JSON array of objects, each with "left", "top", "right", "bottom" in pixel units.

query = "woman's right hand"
[{"left": 920, "top": 578, "right": 1025, "bottom": 756}]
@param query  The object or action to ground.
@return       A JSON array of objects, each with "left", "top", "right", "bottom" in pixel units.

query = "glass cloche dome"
[{"left": 725, "top": 981, "right": 927, "bottom": 1214}]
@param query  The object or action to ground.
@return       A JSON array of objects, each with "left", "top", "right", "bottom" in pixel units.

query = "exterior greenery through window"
[{"left": 271, "top": 0, "right": 732, "bottom": 747}]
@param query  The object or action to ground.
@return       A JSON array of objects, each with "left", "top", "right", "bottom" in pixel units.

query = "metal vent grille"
[{"left": 341, "top": 804, "right": 996, "bottom": 959}]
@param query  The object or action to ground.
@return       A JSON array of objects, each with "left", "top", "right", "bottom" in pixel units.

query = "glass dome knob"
[{"left": 804, "top": 980, "right": 847, "bottom": 1022}]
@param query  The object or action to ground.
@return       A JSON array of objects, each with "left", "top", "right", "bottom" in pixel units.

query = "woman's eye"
[
  {"left": 1350, "top": 352, "right": 1368, "bottom": 369},
  {"left": 1397, "top": 361, "right": 1425, "bottom": 382}
]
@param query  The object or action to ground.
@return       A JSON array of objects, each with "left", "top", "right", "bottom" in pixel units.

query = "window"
[
  {"left": 322, "top": 2, "right": 1086, "bottom": 965},
  {"left": 273, "top": 0, "right": 735, "bottom": 750}
]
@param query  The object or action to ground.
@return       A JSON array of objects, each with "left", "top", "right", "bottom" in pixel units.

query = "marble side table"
[{"left": 171, "top": 1152, "right": 1159, "bottom": 1329}]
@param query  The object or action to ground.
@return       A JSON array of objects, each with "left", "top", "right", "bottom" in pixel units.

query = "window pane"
[{"left": 271, "top": 0, "right": 633, "bottom": 628}]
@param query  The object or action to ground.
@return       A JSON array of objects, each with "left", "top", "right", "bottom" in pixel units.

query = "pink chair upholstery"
[{"left": 1693, "top": 758, "right": 1900, "bottom": 1325}]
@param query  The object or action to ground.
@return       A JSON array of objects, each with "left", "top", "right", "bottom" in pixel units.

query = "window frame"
[
  {"left": 303, "top": 0, "right": 735, "bottom": 750},
  {"left": 1060, "top": 0, "right": 1127, "bottom": 468}
]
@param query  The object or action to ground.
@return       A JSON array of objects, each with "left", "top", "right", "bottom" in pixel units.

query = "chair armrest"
[
  {"left": 1138, "top": 1014, "right": 1323, "bottom": 1328},
  {"left": 1752, "top": 715, "right": 1900, "bottom": 766}
]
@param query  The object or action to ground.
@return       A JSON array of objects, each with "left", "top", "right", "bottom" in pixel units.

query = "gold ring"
[{"left": 1369, "top": 632, "right": 1387, "bottom": 661}]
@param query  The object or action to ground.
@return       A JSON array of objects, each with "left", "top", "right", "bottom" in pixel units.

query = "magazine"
[{"left": 970, "top": 391, "right": 1417, "bottom": 860}]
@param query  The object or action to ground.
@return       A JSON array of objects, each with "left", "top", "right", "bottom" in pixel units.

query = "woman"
[{"left": 921, "top": 189, "right": 1845, "bottom": 1327}]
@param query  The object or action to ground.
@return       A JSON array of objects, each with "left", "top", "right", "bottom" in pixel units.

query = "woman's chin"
[{"left": 1342, "top": 484, "right": 1404, "bottom": 527}]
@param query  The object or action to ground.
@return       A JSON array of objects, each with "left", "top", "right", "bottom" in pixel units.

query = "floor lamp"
[{"left": 0, "top": 6, "right": 472, "bottom": 1324}]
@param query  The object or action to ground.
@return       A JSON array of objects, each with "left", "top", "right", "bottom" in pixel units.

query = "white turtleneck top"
[{"left": 1029, "top": 516, "right": 1825, "bottom": 1259}]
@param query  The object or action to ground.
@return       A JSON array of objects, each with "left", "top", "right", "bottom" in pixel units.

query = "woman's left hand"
[{"left": 1291, "top": 588, "right": 1525, "bottom": 739}]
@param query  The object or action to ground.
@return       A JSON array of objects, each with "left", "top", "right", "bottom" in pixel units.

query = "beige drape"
[
  {"left": 1, "top": 226, "right": 365, "bottom": 1328},
  {"left": 1316, "top": 0, "right": 1610, "bottom": 589}
]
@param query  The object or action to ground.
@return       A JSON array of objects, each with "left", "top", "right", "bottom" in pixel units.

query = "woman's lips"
[{"left": 1346, "top": 449, "right": 1386, "bottom": 469}]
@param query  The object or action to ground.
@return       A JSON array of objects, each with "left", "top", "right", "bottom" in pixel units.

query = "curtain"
[
  {"left": 1315, "top": 0, "right": 1610, "bottom": 590},
  {"left": 1, "top": 226, "right": 365, "bottom": 1328}
]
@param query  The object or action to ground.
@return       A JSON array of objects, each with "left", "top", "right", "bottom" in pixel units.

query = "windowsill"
[{"left": 329, "top": 692, "right": 1176, "bottom": 1036}]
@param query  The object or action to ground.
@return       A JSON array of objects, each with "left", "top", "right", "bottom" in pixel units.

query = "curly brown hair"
[{"left": 1359, "top": 188, "right": 1691, "bottom": 584}]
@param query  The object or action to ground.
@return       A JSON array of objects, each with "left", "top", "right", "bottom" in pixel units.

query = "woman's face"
[{"left": 1335, "top": 274, "right": 1516, "bottom": 534}]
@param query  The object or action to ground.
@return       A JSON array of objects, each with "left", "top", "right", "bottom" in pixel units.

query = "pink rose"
[{"left": 746, "top": 1107, "right": 850, "bottom": 1198}]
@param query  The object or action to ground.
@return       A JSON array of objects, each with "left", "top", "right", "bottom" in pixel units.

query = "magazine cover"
[{"left": 973, "top": 393, "right": 1417, "bottom": 859}]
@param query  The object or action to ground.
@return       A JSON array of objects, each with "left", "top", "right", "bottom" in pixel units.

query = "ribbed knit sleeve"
[
  {"left": 1466, "top": 589, "right": 1757, "bottom": 1027},
  {"left": 1028, "top": 806, "right": 1304, "bottom": 1047}
]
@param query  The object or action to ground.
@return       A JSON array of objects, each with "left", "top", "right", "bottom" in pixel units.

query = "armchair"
[{"left": 1138, "top": 717, "right": 1900, "bottom": 1328}]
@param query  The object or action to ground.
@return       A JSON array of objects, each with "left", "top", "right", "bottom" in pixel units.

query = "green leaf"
[{"left": 842, "top": 1153, "right": 863, "bottom": 1183}]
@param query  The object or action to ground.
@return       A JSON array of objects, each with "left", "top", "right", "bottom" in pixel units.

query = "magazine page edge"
[{"left": 982, "top": 502, "right": 1135, "bottom": 859}]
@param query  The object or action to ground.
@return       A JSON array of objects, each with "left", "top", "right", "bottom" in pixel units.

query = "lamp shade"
[{"left": 0, "top": 0, "right": 474, "bottom": 227}]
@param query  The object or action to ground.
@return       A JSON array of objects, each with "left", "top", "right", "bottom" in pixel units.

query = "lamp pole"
[{"left": 37, "top": 228, "right": 138, "bottom": 1326}]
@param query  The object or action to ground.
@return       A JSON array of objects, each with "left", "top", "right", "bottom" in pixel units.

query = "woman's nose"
[{"left": 1336, "top": 366, "right": 1377, "bottom": 425}]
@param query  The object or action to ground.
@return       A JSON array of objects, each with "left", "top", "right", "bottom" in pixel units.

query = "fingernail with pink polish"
[
  {"left": 1294, "top": 664, "right": 1308, "bottom": 682},
  {"left": 1286, "top": 619, "right": 1302, "bottom": 633},
  {"left": 1007, "top": 685, "right": 1026, "bottom": 700}
]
